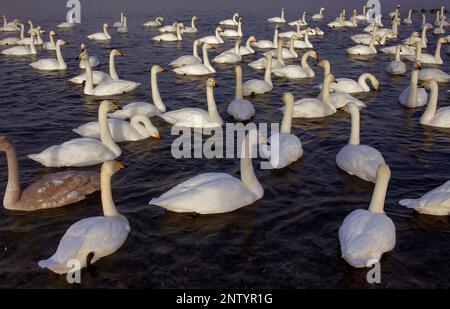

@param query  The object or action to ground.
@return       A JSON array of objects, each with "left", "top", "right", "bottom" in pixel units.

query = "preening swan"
[
  {"left": 169, "top": 39, "right": 201, "bottom": 68},
  {"left": 336, "top": 103, "right": 385, "bottom": 183},
  {"left": 79, "top": 43, "right": 100, "bottom": 69},
  {"left": 80, "top": 51, "right": 140, "bottom": 96},
  {"left": 38, "top": 160, "right": 130, "bottom": 274},
  {"left": 0, "top": 137, "right": 100, "bottom": 211},
  {"left": 224, "top": 36, "right": 256, "bottom": 56},
  {"left": 143, "top": 17, "right": 164, "bottom": 27},
  {"left": 419, "top": 80, "right": 450, "bottom": 128},
  {"left": 70, "top": 48, "right": 119, "bottom": 85},
  {"left": 329, "top": 73, "right": 379, "bottom": 94},
  {"left": 400, "top": 180, "right": 450, "bottom": 216},
  {"left": 272, "top": 50, "right": 317, "bottom": 79},
  {"left": 406, "top": 38, "right": 448, "bottom": 65},
  {"left": 312, "top": 8, "right": 325, "bottom": 21},
  {"left": 87, "top": 23, "right": 111, "bottom": 41},
  {"left": 227, "top": 65, "right": 255, "bottom": 121},
  {"left": 1, "top": 32, "right": 37, "bottom": 55},
  {"left": 28, "top": 101, "right": 122, "bottom": 167},
  {"left": 199, "top": 26, "right": 224, "bottom": 44},
  {"left": 220, "top": 13, "right": 239, "bottom": 26},
  {"left": 213, "top": 39, "right": 242, "bottom": 64},
  {"left": 261, "top": 93, "right": 303, "bottom": 169},
  {"left": 149, "top": 130, "right": 264, "bottom": 214},
  {"left": 181, "top": 16, "right": 198, "bottom": 34},
  {"left": 152, "top": 23, "right": 184, "bottom": 42},
  {"left": 221, "top": 17, "right": 243, "bottom": 37},
  {"left": 74, "top": 115, "right": 160, "bottom": 142},
  {"left": 174, "top": 43, "right": 215, "bottom": 75},
  {"left": 43, "top": 31, "right": 57, "bottom": 50},
  {"left": 399, "top": 62, "right": 428, "bottom": 108},
  {"left": 30, "top": 39, "right": 68, "bottom": 71},
  {"left": 0, "top": 23, "right": 24, "bottom": 46},
  {"left": 243, "top": 53, "right": 273, "bottom": 96},
  {"left": 159, "top": 78, "right": 223, "bottom": 129},
  {"left": 109, "top": 65, "right": 167, "bottom": 120},
  {"left": 339, "top": 164, "right": 396, "bottom": 268},
  {"left": 385, "top": 45, "right": 407, "bottom": 75}
]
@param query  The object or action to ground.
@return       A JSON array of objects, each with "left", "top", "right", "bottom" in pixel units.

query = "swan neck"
[
  {"left": 56, "top": 42, "right": 66, "bottom": 69},
  {"left": 99, "top": 105, "right": 121, "bottom": 156},
  {"left": 281, "top": 102, "right": 293, "bottom": 134},
  {"left": 192, "top": 40, "right": 200, "bottom": 58},
  {"left": 264, "top": 56, "right": 272, "bottom": 86},
  {"left": 191, "top": 18, "right": 197, "bottom": 31},
  {"left": 2, "top": 146, "right": 21, "bottom": 209},
  {"left": 151, "top": 68, "right": 166, "bottom": 112},
  {"left": 349, "top": 107, "right": 360, "bottom": 145},
  {"left": 240, "top": 133, "right": 263, "bottom": 198},
  {"left": 395, "top": 45, "right": 401, "bottom": 61},
  {"left": 103, "top": 25, "right": 110, "bottom": 38},
  {"left": 176, "top": 25, "right": 182, "bottom": 40},
  {"left": 235, "top": 66, "right": 243, "bottom": 100},
  {"left": 206, "top": 85, "right": 223, "bottom": 125},
  {"left": 301, "top": 52, "right": 312, "bottom": 74},
  {"left": 245, "top": 38, "right": 254, "bottom": 53},
  {"left": 202, "top": 45, "right": 214, "bottom": 72},
  {"left": 273, "top": 27, "right": 278, "bottom": 46},
  {"left": 109, "top": 53, "right": 119, "bottom": 80},
  {"left": 358, "top": 74, "right": 371, "bottom": 92},
  {"left": 84, "top": 56, "right": 94, "bottom": 94},
  {"left": 101, "top": 170, "right": 119, "bottom": 217},
  {"left": 368, "top": 171, "right": 390, "bottom": 214},
  {"left": 277, "top": 40, "right": 284, "bottom": 65},
  {"left": 421, "top": 82, "right": 439, "bottom": 123},
  {"left": 434, "top": 40, "right": 443, "bottom": 62},
  {"left": 29, "top": 35, "right": 36, "bottom": 54}
]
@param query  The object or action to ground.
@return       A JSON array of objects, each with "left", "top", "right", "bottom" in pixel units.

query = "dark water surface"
[{"left": 0, "top": 0, "right": 449, "bottom": 288}]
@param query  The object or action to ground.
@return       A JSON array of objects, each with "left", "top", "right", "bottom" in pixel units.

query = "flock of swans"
[{"left": 0, "top": 4, "right": 449, "bottom": 276}]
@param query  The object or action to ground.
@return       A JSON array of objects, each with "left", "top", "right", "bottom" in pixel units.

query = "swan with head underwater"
[
  {"left": 173, "top": 43, "right": 215, "bottom": 76},
  {"left": 38, "top": 160, "right": 130, "bottom": 274},
  {"left": 143, "top": 16, "right": 164, "bottom": 27},
  {"left": 243, "top": 53, "right": 273, "bottom": 96},
  {"left": 149, "top": 130, "right": 264, "bottom": 214},
  {"left": 152, "top": 23, "right": 184, "bottom": 42},
  {"left": 169, "top": 39, "right": 202, "bottom": 68},
  {"left": 227, "top": 65, "right": 255, "bottom": 121},
  {"left": 418, "top": 80, "right": 450, "bottom": 128},
  {"left": 260, "top": 92, "right": 303, "bottom": 169},
  {"left": 0, "top": 136, "right": 100, "bottom": 211},
  {"left": 30, "top": 39, "right": 68, "bottom": 71},
  {"left": 385, "top": 44, "right": 407, "bottom": 75},
  {"left": 80, "top": 51, "right": 140, "bottom": 96},
  {"left": 109, "top": 65, "right": 168, "bottom": 120},
  {"left": 159, "top": 78, "right": 223, "bottom": 129},
  {"left": 399, "top": 62, "right": 428, "bottom": 108},
  {"left": 28, "top": 101, "right": 122, "bottom": 167},
  {"left": 272, "top": 50, "right": 317, "bottom": 79},
  {"left": 1, "top": 32, "right": 37, "bottom": 55},
  {"left": 336, "top": 102, "right": 385, "bottom": 183},
  {"left": 289, "top": 11, "right": 307, "bottom": 27},
  {"left": 339, "top": 164, "right": 396, "bottom": 268},
  {"left": 87, "top": 23, "right": 111, "bottom": 41}
]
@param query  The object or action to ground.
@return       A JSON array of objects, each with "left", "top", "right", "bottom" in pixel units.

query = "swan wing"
[
  {"left": 264, "top": 133, "right": 303, "bottom": 169},
  {"left": 92, "top": 80, "right": 140, "bottom": 96},
  {"left": 290, "top": 98, "right": 334, "bottom": 118}
]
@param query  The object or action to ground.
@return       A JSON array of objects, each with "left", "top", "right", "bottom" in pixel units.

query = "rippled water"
[{"left": 0, "top": 1, "right": 449, "bottom": 288}]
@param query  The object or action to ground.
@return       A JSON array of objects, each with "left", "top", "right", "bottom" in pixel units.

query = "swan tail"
[
  {"left": 399, "top": 199, "right": 418, "bottom": 209},
  {"left": 28, "top": 153, "right": 45, "bottom": 165},
  {"left": 38, "top": 258, "right": 69, "bottom": 274}
]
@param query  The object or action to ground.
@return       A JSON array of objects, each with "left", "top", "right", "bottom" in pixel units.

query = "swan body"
[
  {"left": 43, "top": 31, "right": 57, "bottom": 50},
  {"left": 339, "top": 164, "right": 396, "bottom": 268},
  {"left": 1, "top": 33, "right": 37, "bottom": 55},
  {"left": 169, "top": 39, "right": 201, "bottom": 68},
  {"left": 251, "top": 26, "right": 278, "bottom": 49},
  {"left": 116, "top": 16, "right": 128, "bottom": 33},
  {"left": 159, "top": 78, "right": 223, "bottom": 128},
  {"left": 347, "top": 36, "right": 379, "bottom": 55},
  {"left": 266, "top": 35, "right": 299, "bottom": 59},
  {"left": 268, "top": 8, "right": 286, "bottom": 23},
  {"left": 330, "top": 92, "right": 366, "bottom": 110},
  {"left": 286, "top": 31, "right": 313, "bottom": 49},
  {"left": 400, "top": 180, "right": 450, "bottom": 216},
  {"left": 28, "top": 101, "right": 122, "bottom": 167},
  {"left": 79, "top": 43, "right": 100, "bottom": 69},
  {"left": 402, "top": 10, "right": 413, "bottom": 24},
  {"left": 243, "top": 53, "right": 273, "bottom": 96},
  {"left": 312, "top": 8, "right": 325, "bottom": 21},
  {"left": 213, "top": 39, "right": 242, "bottom": 64},
  {"left": 419, "top": 80, "right": 450, "bottom": 128},
  {"left": 149, "top": 131, "right": 264, "bottom": 214},
  {"left": 385, "top": 45, "right": 407, "bottom": 75},
  {"left": 38, "top": 160, "right": 130, "bottom": 274},
  {"left": 0, "top": 136, "right": 100, "bottom": 211},
  {"left": 174, "top": 43, "right": 215, "bottom": 75},
  {"left": 87, "top": 23, "right": 111, "bottom": 41},
  {"left": 143, "top": 17, "right": 164, "bottom": 27},
  {"left": 220, "top": 13, "right": 239, "bottom": 26},
  {"left": 180, "top": 16, "right": 198, "bottom": 34},
  {"left": 224, "top": 36, "right": 256, "bottom": 56},
  {"left": 381, "top": 44, "right": 416, "bottom": 56},
  {"left": 329, "top": 73, "right": 379, "bottom": 94},
  {"left": 153, "top": 23, "right": 183, "bottom": 42},
  {"left": 17, "top": 30, "right": 43, "bottom": 45},
  {"left": 198, "top": 27, "right": 224, "bottom": 44},
  {"left": 0, "top": 16, "right": 20, "bottom": 32},
  {"left": 30, "top": 39, "right": 68, "bottom": 71},
  {"left": 272, "top": 50, "right": 317, "bottom": 79},
  {"left": 406, "top": 38, "right": 448, "bottom": 65},
  {"left": 113, "top": 13, "right": 124, "bottom": 28},
  {"left": 418, "top": 68, "right": 450, "bottom": 82},
  {"left": 0, "top": 24, "right": 24, "bottom": 46},
  {"left": 288, "top": 11, "right": 307, "bottom": 27},
  {"left": 399, "top": 63, "right": 428, "bottom": 108},
  {"left": 227, "top": 66, "right": 255, "bottom": 121},
  {"left": 249, "top": 38, "right": 285, "bottom": 70},
  {"left": 221, "top": 18, "right": 242, "bottom": 37},
  {"left": 336, "top": 103, "right": 385, "bottom": 183}
]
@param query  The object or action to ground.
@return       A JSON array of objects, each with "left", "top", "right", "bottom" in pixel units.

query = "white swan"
[
  {"left": 224, "top": 36, "right": 256, "bottom": 56},
  {"left": 347, "top": 36, "right": 379, "bottom": 55},
  {"left": 113, "top": 13, "right": 125, "bottom": 28},
  {"left": 17, "top": 29, "right": 43, "bottom": 45},
  {"left": 419, "top": 80, "right": 450, "bottom": 128},
  {"left": 227, "top": 65, "right": 255, "bottom": 121},
  {"left": 43, "top": 31, "right": 57, "bottom": 50},
  {"left": 109, "top": 65, "right": 167, "bottom": 120},
  {"left": 213, "top": 39, "right": 241, "bottom": 64},
  {"left": 312, "top": 8, "right": 325, "bottom": 21},
  {"left": 169, "top": 39, "right": 201, "bottom": 68},
  {"left": 328, "top": 12, "right": 344, "bottom": 28},
  {"left": 80, "top": 52, "right": 140, "bottom": 96},
  {"left": 385, "top": 45, "right": 407, "bottom": 75},
  {"left": 402, "top": 9, "right": 413, "bottom": 24},
  {"left": 418, "top": 68, "right": 450, "bottom": 83},
  {"left": 159, "top": 78, "right": 223, "bottom": 129},
  {"left": 267, "top": 35, "right": 299, "bottom": 59},
  {"left": 74, "top": 115, "right": 160, "bottom": 142},
  {"left": 198, "top": 26, "right": 224, "bottom": 44},
  {"left": 260, "top": 92, "right": 303, "bottom": 169},
  {"left": 0, "top": 15, "right": 19, "bottom": 32},
  {"left": 149, "top": 130, "right": 264, "bottom": 214},
  {"left": 70, "top": 49, "right": 119, "bottom": 85},
  {"left": 339, "top": 164, "right": 396, "bottom": 268},
  {"left": 30, "top": 39, "right": 68, "bottom": 71},
  {"left": 279, "top": 21, "right": 302, "bottom": 38},
  {"left": 422, "top": 14, "right": 433, "bottom": 30},
  {"left": 158, "top": 22, "right": 178, "bottom": 33},
  {"left": 1, "top": 32, "right": 37, "bottom": 55},
  {"left": 288, "top": 73, "right": 337, "bottom": 118},
  {"left": 433, "top": 19, "right": 445, "bottom": 35},
  {"left": 174, "top": 43, "right": 215, "bottom": 75},
  {"left": 329, "top": 73, "right": 379, "bottom": 94},
  {"left": 0, "top": 23, "right": 24, "bottom": 46},
  {"left": 243, "top": 53, "right": 273, "bottom": 96},
  {"left": 181, "top": 16, "right": 198, "bottom": 34},
  {"left": 249, "top": 38, "right": 285, "bottom": 70},
  {"left": 381, "top": 44, "right": 416, "bottom": 56},
  {"left": 336, "top": 103, "right": 385, "bottom": 183},
  {"left": 406, "top": 38, "right": 448, "bottom": 65},
  {"left": 400, "top": 180, "right": 450, "bottom": 216},
  {"left": 152, "top": 23, "right": 184, "bottom": 42},
  {"left": 399, "top": 62, "right": 428, "bottom": 108},
  {"left": 87, "top": 23, "right": 111, "bottom": 41},
  {"left": 38, "top": 160, "right": 130, "bottom": 274},
  {"left": 26, "top": 21, "right": 44, "bottom": 34},
  {"left": 117, "top": 16, "right": 128, "bottom": 33},
  {"left": 56, "top": 17, "right": 75, "bottom": 29},
  {"left": 143, "top": 17, "right": 164, "bottom": 27},
  {"left": 272, "top": 50, "right": 317, "bottom": 79},
  {"left": 221, "top": 17, "right": 243, "bottom": 37},
  {"left": 288, "top": 11, "right": 307, "bottom": 27},
  {"left": 251, "top": 25, "right": 278, "bottom": 49},
  {"left": 355, "top": 6, "right": 368, "bottom": 21},
  {"left": 220, "top": 13, "right": 239, "bottom": 26},
  {"left": 79, "top": 43, "right": 100, "bottom": 69},
  {"left": 288, "top": 31, "right": 313, "bottom": 49},
  {"left": 28, "top": 101, "right": 122, "bottom": 167},
  {"left": 268, "top": 8, "right": 286, "bottom": 23}
]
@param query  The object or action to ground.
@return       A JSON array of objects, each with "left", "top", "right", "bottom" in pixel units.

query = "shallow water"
[{"left": 0, "top": 1, "right": 449, "bottom": 288}]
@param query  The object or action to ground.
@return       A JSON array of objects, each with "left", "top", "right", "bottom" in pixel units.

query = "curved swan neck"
[
  {"left": 395, "top": 45, "right": 401, "bottom": 61},
  {"left": 368, "top": 167, "right": 390, "bottom": 213},
  {"left": 176, "top": 25, "right": 182, "bottom": 40},
  {"left": 240, "top": 132, "right": 263, "bottom": 198},
  {"left": 264, "top": 55, "right": 273, "bottom": 86},
  {"left": 151, "top": 67, "right": 166, "bottom": 112},
  {"left": 99, "top": 103, "right": 121, "bottom": 156},
  {"left": 420, "top": 81, "right": 439, "bottom": 123},
  {"left": 100, "top": 167, "right": 119, "bottom": 217},
  {"left": 245, "top": 37, "right": 254, "bottom": 53},
  {"left": 301, "top": 52, "right": 313, "bottom": 73},
  {"left": 349, "top": 105, "right": 360, "bottom": 145},
  {"left": 131, "top": 116, "right": 156, "bottom": 137},
  {"left": 109, "top": 52, "right": 119, "bottom": 80},
  {"left": 55, "top": 41, "right": 66, "bottom": 69},
  {"left": 273, "top": 27, "right": 279, "bottom": 46},
  {"left": 235, "top": 66, "right": 243, "bottom": 100},
  {"left": 202, "top": 44, "right": 214, "bottom": 72},
  {"left": 192, "top": 40, "right": 200, "bottom": 59},
  {"left": 2, "top": 144, "right": 21, "bottom": 209},
  {"left": 434, "top": 40, "right": 443, "bottom": 62},
  {"left": 358, "top": 73, "right": 372, "bottom": 92},
  {"left": 206, "top": 84, "right": 223, "bottom": 125},
  {"left": 191, "top": 17, "right": 197, "bottom": 31}
]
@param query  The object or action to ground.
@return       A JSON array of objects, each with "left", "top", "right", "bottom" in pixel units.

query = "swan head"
[
  {"left": 57, "top": 39, "right": 69, "bottom": 46},
  {"left": 439, "top": 38, "right": 449, "bottom": 44},
  {"left": 27, "top": 20, "right": 32, "bottom": 25},
  {"left": 314, "top": 59, "right": 329, "bottom": 68},
  {"left": 0, "top": 136, "right": 13, "bottom": 151},
  {"left": 325, "top": 73, "right": 336, "bottom": 83},
  {"left": 376, "top": 164, "right": 391, "bottom": 182},
  {"left": 80, "top": 43, "right": 86, "bottom": 51},
  {"left": 177, "top": 23, "right": 185, "bottom": 29},
  {"left": 207, "top": 78, "right": 217, "bottom": 88},
  {"left": 112, "top": 49, "right": 123, "bottom": 57},
  {"left": 156, "top": 16, "right": 164, "bottom": 22},
  {"left": 216, "top": 26, "right": 223, "bottom": 32},
  {"left": 152, "top": 65, "right": 166, "bottom": 74},
  {"left": 414, "top": 62, "right": 422, "bottom": 70},
  {"left": 192, "top": 16, "right": 198, "bottom": 21},
  {"left": 50, "top": 30, "right": 56, "bottom": 36},
  {"left": 99, "top": 100, "right": 122, "bottom": 114},
  {"left": 102, "top": 160, "right": 126, "bottom": 177},
  {"left": 103, "top": 23, "right": 109, "bottom": 29},
  {"left": 248, "top": 36, "right": 257, "bottom": 43},
  {"left": 282, "top": 92, "right": 294, "bottom": 106},
  {"left": 310, "top": 51, "right": 318, "bottom": 60}
]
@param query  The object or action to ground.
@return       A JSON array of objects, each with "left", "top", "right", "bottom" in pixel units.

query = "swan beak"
[
  {"left": 313, "top": 53, "right": 318, "bottom": 60},
  {"left": 63, "top": 41, "right": 69, "bottom": 45},
  {"left": 416, "top": 63, "right": 422, "bottom": 70},
  {"left": 154, "top": 133, "right": 161, "bottom": 140},
  {"left": 420, "top": 81, "right": 427, "bottom": 87},
  {"left": 77, "top": 53, "right": 83, "bottom": 60},
  {"left": 116, "top": 162, "right": 126, "bottom": 169},
  {"left": 160, "top": 67, "right": 167, "bottom": 72},
  {"left": 208, "top": 44, "right": 216, "bottom": 49},
  {"left": 374, "top": 86, "right": 379, "bottom": 91},
  {"left": 111, "top": 103, "right": 122, "bottom": 110},
  {"left": 212, "top": 80, "right": 218, "bottom": 87},
  {"left": 119, "top": 52, "right": 124, "bottom": 57}
]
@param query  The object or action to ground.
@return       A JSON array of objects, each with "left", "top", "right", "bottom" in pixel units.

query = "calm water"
[{"left": 0, "top": 0, "right": 449, "bottom": 288}]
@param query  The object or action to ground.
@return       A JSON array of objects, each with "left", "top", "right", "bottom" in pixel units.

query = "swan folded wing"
[
  {"left": 337, "top": 145, "right": 385, "bottom": 182},
  {"left": 339, "top": 209, "right": 396, "bottom": 267},
  {"left": 159, "top": 108, "right": 211, "bottom": 126},
  {"left": 331, "top": 92, "right": 366, "bottom": 109},
  {"left": 430, "top": 107, "right": 450, "bottom": 127},
  {"left": 20, "top": 171, "right": 99, "bottom": 210},
  {"left": 108, "top": 102, "right": 159, "bottom": 119},
  {"left": 243, "top": 80, "right": 271, "bottom": 96},
  {"left": 150, "top": 173, "right": 257, "bottom": 214},
  {"left": 290, "top": 99, "right": 333, "bottom": 118},
  {"left": 173, "top": 64, "right": 212, "bottom": 75},
  {"left": 74, "top": 119, "right": 139, "bottom": 141},
  {"left": 93, "top": 80, "right": 140, "bottom": 96},
  {"left": 69, "top": 72, "right": 110, "bottom": 85},
  {"left": 39, "top": 216, "right": 129, "bottom": 273},
  {"left": 264, "top": 133, "right": 303, "bottom": 168},
  {"left": 273, "top": 66, "right": 310, "bottom": 78},
  {"left": 170, "top": 55, "right": 200, "bottom": 68},
  {"left": 330, "top": 79, "right": 360, "bottom": 93},
  {"left": 1, "top": 46, "right": 29, "bottom": 55}
]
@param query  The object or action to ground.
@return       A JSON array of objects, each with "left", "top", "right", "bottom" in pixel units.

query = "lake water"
[{"left": 0, "top": 0, "right": 449, "bottom": 288}]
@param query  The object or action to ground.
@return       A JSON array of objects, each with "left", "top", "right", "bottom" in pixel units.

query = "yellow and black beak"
[
  {"left": 111, "top": 102, "right": 122, "bottom": 110},
  {"left": 154, "top": 133, "right": 161, "bottom": 140},
  {"left": 116, "top": 162, "right": 126, "bottom": 169},
  {"left": 212, "top": 80, "right": 218, "bottom": 87},
  {"left": 160, "top": 67, "right": 167, "bottom": 72}
]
